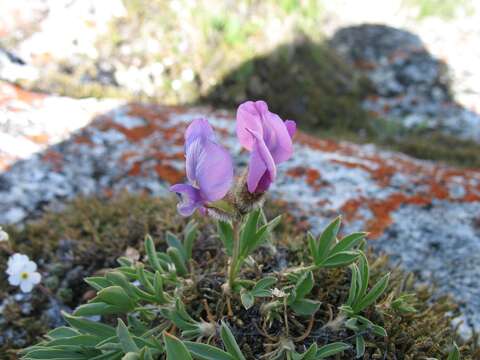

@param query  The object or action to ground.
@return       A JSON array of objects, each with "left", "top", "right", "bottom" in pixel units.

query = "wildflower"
[
  {"left": 0, "top": 227, "right": 8, "bottom": 242},
  {"left": 170, "top": 118, "right": 234, "bottom": 216},
  {"left": 6, "top": 253, "right": 41, "bottom": 293},
  {"left": 236, "top": 100, "right": 296, "bottom": 193},
  {"left": 271, "top": 288, "right": 287, "bottom": 298}
]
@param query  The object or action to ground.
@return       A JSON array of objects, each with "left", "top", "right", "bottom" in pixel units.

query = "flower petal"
[
  {"left": 7, "top": 253, "right": 29, "bottom": 275},
  {"left": 20, "top": 281, "right": 34, "bottom": 293},
  {"left": 8, "top": 274, "right": 21, "bottom": 286},
  {"left": 262, "top": 113, "right": 294, "bottom": 164},
  {"left": 185, "top": 137, "right": 203, "bottom": 183},
  {"left": 285, "top": 120, "right": 296, "bottom": 138},
  {"left": 236, "top": 100, "right": 266, "bottom": 151},
  {"left": 170, "top": 183, "right": 203, "bottom": 216},
  {"left": 185, "top": 118, "right": 215, "bottom": 150},
  {"left": 30, "top": 272, "right": 42, "bottom": 285},
  {"left": 195, "top": 140, "right": 234, "bottom": 201},
  {"left": 246, "top": 128, "right": 276, "bottom": 193},
  {"left": 24, "top": 260, "right": 38, "bottom": 273}
]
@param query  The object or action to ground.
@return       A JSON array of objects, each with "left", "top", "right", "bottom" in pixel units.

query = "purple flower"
[
  {"left": 236, "top": 100, "right": 296, "bottom": 193},
  {"left": 170, "top": 119, "right": 234, "bottom": 216}
]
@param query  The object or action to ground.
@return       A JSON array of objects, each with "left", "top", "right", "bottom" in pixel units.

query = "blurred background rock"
[{"left": 1, "top": 0, "right": 480, "bottom": 167}]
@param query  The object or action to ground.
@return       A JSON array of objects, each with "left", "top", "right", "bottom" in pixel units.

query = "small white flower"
[
  {"left": 6, "top": 253, "right": 41, "bottom": 293},
  {"left": 271, "top": 288, "right": 287, "bottom": 298},
  {"left": 181, "top": 68, "right": 195, "bottom": 82},
  {"left": 171, "top": 79, "right": 182, "bottom": 91},
  {"left": 0, "top": 227, "right": 8, "bottom": 242}
]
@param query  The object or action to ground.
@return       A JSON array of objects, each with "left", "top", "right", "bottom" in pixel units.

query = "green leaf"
[
  {"left": 266, "top": 215, "right": 282, "bottom": 232},
  {"left": 144, "top": 235, "right": 162, "bottom": 272},
  {"left": 239, "top": 210, "right": 261, "bottom": 256},
  {"left": 290, "top": 298, "right": 321, "bottom": 316},
  {"left": 153, "top": 271, "right": 169, "bottom": 304},
  {"left": 139, "top": 347, "right": 155, "bottom": 360},
  {"left": 354, "top": 273, "right": 390, "bottom": 313},
  {"left": 185, "top": 341, "right": 235, "bottom": 360},
  {"left": 116, "top": 319, "right": 139, "bottom": 353},
  {"left": 320, "top": 251, "right": 359, "bottom": 268},
  {"left": 344, "top": 317, "right": 359, "bottom": 331},
  {"left": 447, "top": 342, "right": 460, "bottom": 360},
  {"left": 167, "top": 247, "right": 188, "bottom": 276},
  {"left": 166, "top": 231, "right": 186, "bottom": 261},
  {"left": 346, "top": 264, "right": 360, "bottom": 307},
  {"left": 330, "top": 232, "right": 366, "bottom": 255},
  {"left": 184, "top": 220, "right": 198, "bottom": 261},
  {"left": 136, "top": 264, "right": 155, "bottom": 293},
  {"left": 355, "top": 335, "right": 365, "bottom": 358},
  {"left": 317, "top": 216, "right": 341, "bottom": 262},
  {"left": 94, "top": 286, "right": 136, "bottom": 311},
  {"left": 163, "top": 332, "right": 192, "bottom": 360},
  {"left": 295, "top": 271, "right": 314, "bottom": 300},
  {"left": 294, "top": 343, "right": 317, "bottom": 360},
  {"left": 122, "top": 353, "right": 140, "bottom": 360},
  {"left": 63, "top": 312, "right": 116, "bottom": 339},
  {"left": 316, "top": 342, "right": 351, "bottom": 359},
  {"left": 240, "top": 291, "right": 255, "bottom": 310},
  {"left": 307, "top": 232, "right": 319, "bottom": 265},
  {"left": 105, "top": 272, "right": 138, "bottom": 299},
  {"left": 251, "top": 276, "right": 277, "bottom": 297},
  {"left": 47, "top": 327, "right": 80, "bottom": 339},
  {"left": 371, "top": 324, "right": 387, "bottom": 337},
  {"left": 357, "top": 252, "right": 369, "bottom": 299},
  {"left": 85, "top": 277, "right": 112, "bottom": 291},
  {"left": 74, "top": 302, "right": 119, "bottom": 317},
  {"left": 90, "top": 350, "right": 123, "bottom": 360},
  {"left": 218, "top": 221, "right": 234, "bottom": 256},
  {"left": 47, "top": 335, "right": 101, "bottom": 347},
  {"left": 220, "top": 321, "right": 246, "bottom": 360},
  {"left": 21, "top": 348, "right": 91, "bottom": 359}
]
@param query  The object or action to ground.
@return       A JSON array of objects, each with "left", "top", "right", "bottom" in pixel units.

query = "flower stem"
[{"left": 228, "top": 219, "right": 241, "bottom": 291}]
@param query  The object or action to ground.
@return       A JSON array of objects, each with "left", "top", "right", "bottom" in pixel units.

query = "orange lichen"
[
  {"left": 41, "top": 150, "right": 64, "bottom": 171},
  {"left": 155, "top": 164, "right": 184, "bottom": 184},
  {"left": 286, "top": 166, "right": 323, "bottom": 189},
  {"left": 74, "top": 135, "right": 94, "bottom": 145},
  {"left": 0, "top": 82, "right": 44, "bottom": 106},
  {"left": 27, "top": 134, "right": 50, "bottom": 145},
  {"left": 296, "top": 133, "right": 343, "bottom": 153},
  {"left": 365, "top": 193, "right": 430, "bottom": 238},
  {"left": 128, "top": 162, "right": 143, "bottom": 176}
]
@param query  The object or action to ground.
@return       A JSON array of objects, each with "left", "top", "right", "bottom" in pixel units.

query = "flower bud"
[{"left": 233, "top": 171, "right": 266, "bottom": 216}]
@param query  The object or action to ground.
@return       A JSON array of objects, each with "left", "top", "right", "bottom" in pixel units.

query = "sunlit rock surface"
[
  {"left": 329, "top": 24, "right": 480, "bottom": 143},
  {"left": 1, "top": 81, "right": 480, "bottom": 336}
]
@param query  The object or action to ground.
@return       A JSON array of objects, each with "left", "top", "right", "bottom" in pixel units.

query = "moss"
[
  {"left": 387, "top": 132, "right": 480, "bottom": 168},
  {"left": 1, "top": 193, "right": 478, "bottom": 358},
  {"left": 202, "top": 40, "right": 372, "bottom": 134}
]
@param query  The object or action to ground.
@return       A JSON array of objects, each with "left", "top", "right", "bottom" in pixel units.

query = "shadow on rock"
[
  {"left": 202, "top": 25, "right": 480, "bottom": 168},
  {"left": 201, "top": 38, "right": 373, "bottom": 134}
]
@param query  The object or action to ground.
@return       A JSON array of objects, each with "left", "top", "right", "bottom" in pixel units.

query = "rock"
[
  {"left": 1, "top": 82, "right": 480, "bottom": 334},
  {"left": 329, "top": 24, "right": 480, "bottom": 142}
]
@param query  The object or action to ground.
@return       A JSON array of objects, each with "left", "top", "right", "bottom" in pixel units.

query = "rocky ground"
[
  {"left": 1, "top": 81, "right": 480, "bottom": 339},
  {"left": 1, "top": 0, "right": 480, "bottom": 352},
  {"left": 329, "top": 24, "right": 480, "bottom": 142},
  {"left": 1, "top": 1, "right": 479, "bottom": 145}
]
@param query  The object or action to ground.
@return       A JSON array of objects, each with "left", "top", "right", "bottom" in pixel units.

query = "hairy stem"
[{"left": 228, "top": 219, "right": 241, "bottom": 291}]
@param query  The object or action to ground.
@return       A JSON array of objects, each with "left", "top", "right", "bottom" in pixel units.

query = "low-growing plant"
[{"left": 20, "top": 100, "right": 466, "bottom": 359}]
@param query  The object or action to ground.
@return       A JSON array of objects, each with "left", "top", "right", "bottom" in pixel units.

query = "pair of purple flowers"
[{"left": 170, "top": 101, "right": 296, "bottom": 216}]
